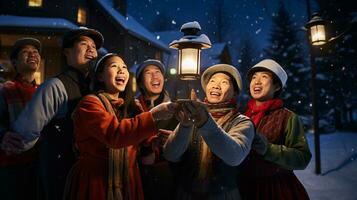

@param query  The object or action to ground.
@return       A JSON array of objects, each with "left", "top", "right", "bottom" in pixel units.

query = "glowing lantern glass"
[
  {"left": 306, "top": 14, "right": 327, "bottom": 46},
  {"left": 170, "top": 21, "right": 211, "bottom": 80}
]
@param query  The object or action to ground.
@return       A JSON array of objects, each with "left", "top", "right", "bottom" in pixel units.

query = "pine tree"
[
  {"left": 237, "top": 36, "right": 258, "bottom": 105},
  {"left": 264, "top": 2, "right": 310, "bottom": 115},
  {"left": 314, "top": 0, "right": 357, "bottom": 129}
]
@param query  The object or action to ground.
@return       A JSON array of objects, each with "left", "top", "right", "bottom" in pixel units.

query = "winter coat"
[
  {"left": 164, "top": 110, "right": 254, "bottom": 200},
  {"left": 238, "top": 107, "right": 311, "bottom": 200},
  {"left": 64, "top": 94, "right": 157, "bottom": 200}
]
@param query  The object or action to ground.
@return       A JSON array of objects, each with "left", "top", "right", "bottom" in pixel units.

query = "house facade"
[{"left": 0, "top": 0, "right": 169, "bottom": 83}]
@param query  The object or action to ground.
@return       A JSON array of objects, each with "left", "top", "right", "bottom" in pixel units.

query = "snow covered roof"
[
  {"left": 155, "top": 31, "right": 183, "bottom": 45},
  {"left": 0, "top": 15, "right": 77, "bottom": 30},
  {"left": 96, "top": 0, "right": 169, "bottom": 51},
  {"left": 155, "top": 31, "right": 228, "bottom": 70}
]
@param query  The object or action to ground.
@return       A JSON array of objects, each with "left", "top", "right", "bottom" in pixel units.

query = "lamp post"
[
  {"left": 305, "top": 13, "right": 327, "bottom": 175},
  {"left": 169, "top": 21, "right": 211, "bottom": 99}
]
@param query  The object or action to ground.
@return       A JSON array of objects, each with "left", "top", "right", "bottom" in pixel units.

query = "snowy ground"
[{"left": 295, "top": 131, "right": 357, "bottom": 200}]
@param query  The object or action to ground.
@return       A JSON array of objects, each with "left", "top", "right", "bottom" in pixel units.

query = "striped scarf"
[
  {"left": 198, "top": 98, "right": 239, "bottom": 179},
  {"left": 96, "top": 93, "right": 129, "bottom": 200},
  {"left": 204, "top": 98, "right": 238, "bottom": 119}
]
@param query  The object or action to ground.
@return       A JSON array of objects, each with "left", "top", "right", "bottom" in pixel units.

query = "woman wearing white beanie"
[
  {"left": 238, "top": 59, "right": 311, "bottom": 200},
  {"left": 162, "top": 64, "right": 254, "bottom": 199}
]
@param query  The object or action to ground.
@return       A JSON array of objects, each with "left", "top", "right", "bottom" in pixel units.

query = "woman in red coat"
[{"left": 64, "top": 53, "right": 176, "bottom": 200}]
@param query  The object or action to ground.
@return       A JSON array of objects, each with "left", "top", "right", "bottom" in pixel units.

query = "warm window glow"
[
  {"left": 310, "top": 25, "right": 326, "bottom": 45},
  {"left": 34, "top": 72, "right": 42, "bottom": 84},
  {"left": 28, "top": 0, "right": 42, "bottom": 7},
  {"left": 34, "top": 58, "right": 45, "bottom": 84},
  {"left": 77, "top": 7, "right": 87, "bottom": 25},
  {"left": 132, "top": 77, "right": 137, "bottom": 93},
  {"left": 178, "top": 48, "right": 200, "bottom": 79}
]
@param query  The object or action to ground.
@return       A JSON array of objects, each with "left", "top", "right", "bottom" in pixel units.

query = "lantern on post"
[
  {"left": 169, "top": 21, "right": 211, "bottom": 80},
  {"left": 306, "top": 13, "right": 327, "bottom": 46}
]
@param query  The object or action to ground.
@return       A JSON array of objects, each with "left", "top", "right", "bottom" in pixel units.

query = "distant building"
[{"left": 0, "top": 0, "right": 169, "bottom": 83}]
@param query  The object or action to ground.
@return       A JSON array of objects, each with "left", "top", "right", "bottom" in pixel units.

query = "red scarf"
[{"left": 245, "top": 98, "right": 283, "bottom": 126}]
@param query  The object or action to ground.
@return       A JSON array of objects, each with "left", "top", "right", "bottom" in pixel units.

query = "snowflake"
[
  {"left": 156, "top": 11, "right": 160, "bottom": 15},
  {"left": 171, "top": 20, "right": 176, "bottom": 25},
  {"left": 255, "top": 28, "right": 261, "bottom": 34},
  {"left": 156, "top": 35, "right": 160, "bottom": 40}
]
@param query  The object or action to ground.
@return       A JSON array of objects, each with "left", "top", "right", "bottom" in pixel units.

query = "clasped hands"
[
  {"left": 175, "top": 99, "right": 208, "bottom": 128},
  {"left": 149, "top": 90, "right": 209, "bottom": 128}
]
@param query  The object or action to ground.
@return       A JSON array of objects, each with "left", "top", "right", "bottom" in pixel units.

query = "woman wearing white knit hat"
[
  {"left": 162, "top": 64, "right": 254, "bottom": 199},
  {"left": 238, "top": 59, "right": 311, "bottom": 200}
]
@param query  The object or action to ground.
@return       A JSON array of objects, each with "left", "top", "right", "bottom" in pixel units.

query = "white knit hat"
[
  {"left": 248, "top": 59, "right": 288, "bottom": 87},
  {"left": 201, "top": 64, "right": 243, "bottom": 93}
]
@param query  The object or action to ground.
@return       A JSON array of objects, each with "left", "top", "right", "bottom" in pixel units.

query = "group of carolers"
[{"left": 0, "top": 27, "right": 311, "bottom": 200}]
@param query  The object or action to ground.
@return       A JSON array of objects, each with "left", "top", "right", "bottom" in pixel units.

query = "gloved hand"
[
  {"left": 180, "top": 100, "right": 208, "bottom": 128},
  {"left": 252, "top": 132, "right": 269, "bottom": 155},
  {"left": 175, "top": 104, "right": 194, "bottom": 127},
  {"left": 150, "top": 102, "right": 178, "bottom": 121},
  {"left": 0, "top": 131, "right": 24, "bottom": 155}
]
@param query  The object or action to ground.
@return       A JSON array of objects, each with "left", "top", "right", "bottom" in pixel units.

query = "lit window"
[
  {"left": 77, "top": 7, "right": 87, "bottom": 25},
  {"left": 28, "top": 0, "right": 43, "bottom": 7},
  {"left": 155, "top": 51, "right": 161, "bottom": 60}
]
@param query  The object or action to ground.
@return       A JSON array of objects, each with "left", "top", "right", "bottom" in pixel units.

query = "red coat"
[{"left": 65, "top": 95, "right": 157, "bottom": 200}]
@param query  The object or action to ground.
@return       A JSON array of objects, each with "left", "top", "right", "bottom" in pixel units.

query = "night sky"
[{"left": 127, "top": 0, "right": 319, "bottom": 66}]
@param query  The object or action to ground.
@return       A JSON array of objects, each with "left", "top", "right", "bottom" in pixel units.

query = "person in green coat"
[{"left": 238, "top": 59, "right": 311, "bottom": 200}]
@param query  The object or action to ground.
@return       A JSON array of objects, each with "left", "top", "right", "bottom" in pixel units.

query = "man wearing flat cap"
[
  {"left": 0, "top": 37, "right": 42, "bottom": 200},
  {"left": 2, "top": 27, "right": 104, "bottom": 200},
  {"left": 135, "top": 59, "right": 178, "bottom": 200}
]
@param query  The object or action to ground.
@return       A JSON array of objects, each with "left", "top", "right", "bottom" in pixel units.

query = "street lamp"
[
  {"left": 305, "top": 2, "right": 355, "bottom": 173},
  {"left": 169, "top": 21, "right": 211, "bottom": 80},
  {"left": 305, "top": 13, "right": 327, "bottom": 175},
  {"left": 306, "top": 14, "right": 327, "bottom": 46}
]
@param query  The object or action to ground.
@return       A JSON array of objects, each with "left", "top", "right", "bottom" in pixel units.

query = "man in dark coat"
[
  {"left": 2, "top": 27, "right": 104, "bottom": 200},
  {"left": 136, "top": 59, "right": 178, "bottom": 200}
]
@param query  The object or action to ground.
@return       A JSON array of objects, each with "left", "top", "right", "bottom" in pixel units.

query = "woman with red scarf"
[
  {"left": 162, "top": 64, "right": 254, "bottom": 200},
  {"left": 238, "top": 59, "right": 311, "bottom": 200}
]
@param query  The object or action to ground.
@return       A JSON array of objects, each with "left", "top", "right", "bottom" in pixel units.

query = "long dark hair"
[{"left": 91, "top": 53, "right": 141, "bottom": 118}]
